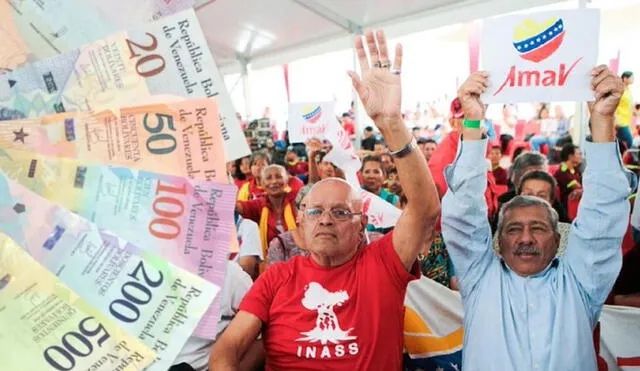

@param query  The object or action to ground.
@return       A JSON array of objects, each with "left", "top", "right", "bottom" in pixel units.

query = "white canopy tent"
[
  {"left": 195, "top": 0, "right": 564, "bottom": 129},
  {"left": 196, "top": 0, "right": 565, "bottom": 74},
  {"left": 194, "top": 0, "right": 640, "bottom": 144}
]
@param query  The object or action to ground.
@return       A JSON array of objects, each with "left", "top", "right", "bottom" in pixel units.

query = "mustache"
[{"left": 514, "top": 244, "right": 541, "bottom": 256}]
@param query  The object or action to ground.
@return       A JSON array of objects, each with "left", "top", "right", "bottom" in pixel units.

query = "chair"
[
  {"left": 514, "top": 121, "right": 526, "bottom": 141},
  {"left": 493, "top": 123, "right": 502, "bottom": 138},
  {"left": 540, "top": 143, "right": 549, "bottom": 155},
  {"left": 524, "top": 120, "right": 541, "bottom": 137},
  {"left": 567, "top": 195, "right": 581, "bottom": 221}
]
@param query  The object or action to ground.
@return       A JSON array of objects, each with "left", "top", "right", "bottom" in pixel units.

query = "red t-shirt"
[
  {"left": 287, "top": 161, "right": 309, "bottom": 177},
  {"left": 242, "top": 177, "right": 304, "bottom": 201},
  {"left": 492, "top": 166, "right": 509, "bottom": 186},
  {"left": 238, "top": 191, "right": 298, "bottom": 246},
  {"left": 239, "top": 233, "right": 420, "bottom": 370},
  {"left": 342, "top": 122, "right": 355, "bottom": 136},
  {"left": 429, "top": 132, "right": 500, "bottom": 221}
]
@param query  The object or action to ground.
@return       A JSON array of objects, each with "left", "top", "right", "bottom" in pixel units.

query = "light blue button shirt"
[{"left": 441, "top": 138, "right": 636, "bottom": 371}]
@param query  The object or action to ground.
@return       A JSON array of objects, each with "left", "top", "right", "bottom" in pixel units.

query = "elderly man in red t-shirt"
[{"left": 210, "top": 29, "right": 440, "bottom": 370}]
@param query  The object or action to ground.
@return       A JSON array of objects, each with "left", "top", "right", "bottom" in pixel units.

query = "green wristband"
[{"left": 463, "top": 119, "right": 481, "bottom": 129}]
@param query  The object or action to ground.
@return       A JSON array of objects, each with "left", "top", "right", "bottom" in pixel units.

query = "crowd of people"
[{"left": 169, "top": 29, "right": 639, "bottom": 371}]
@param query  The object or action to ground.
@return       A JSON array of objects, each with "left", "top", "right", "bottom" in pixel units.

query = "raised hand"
[
  {"left": 590, "top": 65, "right": 625, "bottom": 117},
  {"left": 457, "top": 72, "right": 489, "bottom": 121},
  {"left": 305, "top": 138, "right": 323, "bottom": 157},
  {"left": 349, "top": 30, "right": 402, "bottom": 127},
  {"left": 589, "top": 65, "right": 624, "bottom": 142}
]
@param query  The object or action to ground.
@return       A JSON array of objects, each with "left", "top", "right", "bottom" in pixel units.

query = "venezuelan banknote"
[
  {"left": 0, "top": 233, "right": 156, "bottom": 371},
  {"left": 0, "top": 99, "right": 228, "bottom": 181},
  {"left": 0, "top": 8, "right": 250, "bottom": 161},
  {"left": 0, "top": 173, "right": 219, "bottom": 370},
  {"left": 0, "top": 0, "right": 194, "bottom": 73},
  {"left": 0, "top": 146, "right": 236, "bottom": 339},
  {"left": 0, "top": 99, "right": 240, "bottom": 338}
]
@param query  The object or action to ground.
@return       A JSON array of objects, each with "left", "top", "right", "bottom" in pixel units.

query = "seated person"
[
  {"left": 238, "top": 152, "right": 304, "bottom": 201},
  {"left": 488, "top": 145, "right": 508, "bottom": 185},
  {"left": 171, "top": 261, "right": 262, "bottom": 371},
  {"left": 518, "top": 170, "right": 571, "bottom": 223},
  {"left": 236, "top": 165, "right": 298, "bottom": 269}
]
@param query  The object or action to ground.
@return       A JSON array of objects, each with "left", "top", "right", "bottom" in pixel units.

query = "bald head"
[
  {"left": 303, "top": 177, "right": 368, "bottom": 267},
  {"left": 308, "top": 178, "right": 363, "bottom": 212}
]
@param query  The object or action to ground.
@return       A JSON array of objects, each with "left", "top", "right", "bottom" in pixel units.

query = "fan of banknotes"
[{"left": 0, "top": 2, "right": 251, "bottom": 370}]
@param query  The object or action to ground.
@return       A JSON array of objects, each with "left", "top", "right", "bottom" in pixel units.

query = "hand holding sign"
[
  {"left": 458, "top": 72, "right": 489, "bottom": 121},
  {"left": 589, "top": 65, "right": 625, "bottom": 142},
  {"left": 305, "top": 138, "right": 323, "bottom": 157},
  {"left": 349, "top": 30, "right": 402, "bottom": 127},
  {"left": 590, "top": 65, "right": 625, "bottom": 117}
]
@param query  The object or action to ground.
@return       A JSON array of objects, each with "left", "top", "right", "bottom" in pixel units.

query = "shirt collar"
[{"left": 500, "top": 258, "right": 559, "bottom": 278}]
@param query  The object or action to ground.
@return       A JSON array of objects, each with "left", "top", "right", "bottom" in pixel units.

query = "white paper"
[
  {"left": 481, "top": 9, "right": 600, "bottom": 103},
  {"left": 324, "top": 124, "right": 402, "bottom": 229},
  {"left": 288, "top": 102, "right": 337, "bottom": 143}
]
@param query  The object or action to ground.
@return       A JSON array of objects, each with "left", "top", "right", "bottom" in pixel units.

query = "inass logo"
[
  {"left": 513, "top": 17, "right": 566, "bottom": 63},
  {"left": 302, "top": 106, "right": 322, "bottom": 124}
]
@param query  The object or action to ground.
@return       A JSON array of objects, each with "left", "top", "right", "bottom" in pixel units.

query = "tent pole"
[
  {"left": 240, "top": 58, "right": 252, "bottom": 122},
  {"left": 574, "top": 0, "right": 589, "bottom": 150},
  {"left": 353, "top": 42, "right": 363, "bottom": 149}
]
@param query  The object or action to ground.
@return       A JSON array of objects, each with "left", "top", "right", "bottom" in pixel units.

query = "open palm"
[{"left": 349, "top": 30, "right": 403, "bottom": 123}]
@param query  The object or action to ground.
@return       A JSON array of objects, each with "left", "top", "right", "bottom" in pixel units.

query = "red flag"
[
  {"left": 283, "top": 64, "right": 291, "bottom": 103},
  {"left": 468, "top": 21, "right": 482, "bottom": 74},
  {"left": 609, "top": 50, "right": 621, "bottom": 75}
]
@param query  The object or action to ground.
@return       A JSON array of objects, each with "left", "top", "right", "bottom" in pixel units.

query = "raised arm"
[
  {"left": 564, "top": 66, "right": 636, "bottom": 310},
  {"left": 441, "top": 72, "right": 495, "bottom": 292},
  {"left": 349, "top": 30, "right": 440, "bottom": 270}
]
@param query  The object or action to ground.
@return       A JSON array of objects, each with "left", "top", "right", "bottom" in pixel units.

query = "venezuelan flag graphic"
[
  {"left": 302, "top": 105, "right": 322, "bottom": 124},
  {"left": 403, "top": 277, "right": 463, "bottom": 371},
  {"left": 513, "top": 17, "right": 566, "bottom": 63}
]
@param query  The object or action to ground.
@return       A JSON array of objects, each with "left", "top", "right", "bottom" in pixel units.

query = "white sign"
[
  {"left": 481, "top": 9, "right": 600, "bottom": 103},
  {"left": 288, "top": 102, "right": 337, "bottom": 143},
  {"left": 324, "top": 124, "right": 402, "bottom": 229}
]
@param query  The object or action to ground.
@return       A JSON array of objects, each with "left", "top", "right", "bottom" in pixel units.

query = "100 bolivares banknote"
[{"left": 0, "top": 172, "right": 219, "bottom": 370}]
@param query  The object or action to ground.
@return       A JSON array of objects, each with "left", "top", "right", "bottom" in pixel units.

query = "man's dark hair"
[
  {"left": 518, "top": 170, "right": 557, "bottom": 202},
  {"left": 412, "top": 127, "right": 420, "bottom": 132},
  {"left": 622, "top": 71, "right": 633, "bottom": 80},
  {"left": 490, "top": 145, "right": 502, "bottom": 152},
  {"left": 361, "top": 155, "right": 384, "bottom": 174},
  {"left": 560, "top": 143, "right": 578, "bottom": 162},
  {"left": 364, "top": 126, "right": 374, "bottom": 132},
  {"left": 509, "top": 152, "right": 547, "bottom": 186},
  {"left": 387, "top": 167, "right": 398, "bottom": 176},
  {"left": 418, "top": 137, "right": 437, "bottom": 145},
  {"left": 342, "top": 112, "right": 351, "bottom": 118},
  {"left": 234, "top": 156, "right": 250, "bottom": 181}
]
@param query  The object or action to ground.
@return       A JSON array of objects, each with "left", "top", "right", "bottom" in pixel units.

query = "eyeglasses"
[{"left": 304, "top": 208, "right": 363, "bottom": 222}]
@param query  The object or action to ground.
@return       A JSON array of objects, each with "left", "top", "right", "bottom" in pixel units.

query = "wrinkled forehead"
[
  {"left": 503, "top": 205, "right": 551, "bottom": 226},
  {"left": 264, "top": 167, "right": 287, "bottom": 178},
  {"left": 307, "top": 180, "right": 362, "bottom": 212}
]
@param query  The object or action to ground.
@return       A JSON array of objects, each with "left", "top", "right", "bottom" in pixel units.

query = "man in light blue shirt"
[{"left": 442, "top": 66, "right": 636, "bottom": 371}]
